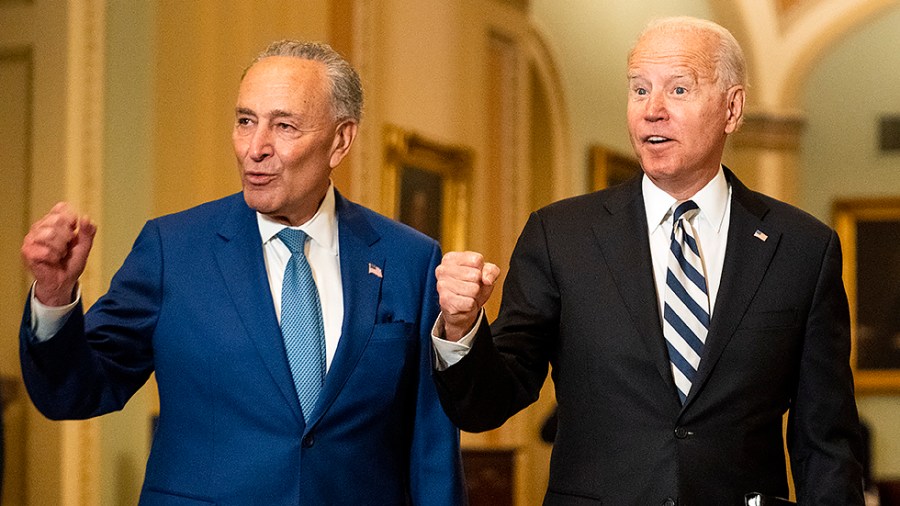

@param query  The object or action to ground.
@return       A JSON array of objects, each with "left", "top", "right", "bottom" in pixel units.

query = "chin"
[
  {"left": 641, "top": 161, "right": 679, "bottom": 179},
  {"left": 242, "top": 191, "right": 275, "bottom": 213}
]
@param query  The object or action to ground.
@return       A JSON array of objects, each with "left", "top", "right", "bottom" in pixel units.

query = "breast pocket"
[
  {"left": 738, "top": 308, "right": 798, "bottom": 330},
  {"left": 369, "top": 321, "right": 416, "bottom": 342}
]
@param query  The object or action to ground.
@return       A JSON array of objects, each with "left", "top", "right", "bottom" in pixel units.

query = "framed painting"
[
  {"left": 833, "top": 198, "right": 900, "bottom": 392},
  {"left": 590, "top": 144, "right": 642, "bottom": 191},
  {"left": 382, "top": 125, "right": 473, "bottom": 251}
]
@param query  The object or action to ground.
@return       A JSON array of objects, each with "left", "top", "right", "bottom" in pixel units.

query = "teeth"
[{"left": 648, "top": 136, "right": 668, "bottom": 142}]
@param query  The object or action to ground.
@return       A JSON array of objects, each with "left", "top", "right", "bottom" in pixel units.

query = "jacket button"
[
  {"left": 674, "top": 426, "right": 689, "bottom": 439},
  {"left": 302, "top": 434, "right": 315, "bottom": 448},
  {"left": 662, "top": 498, "right": 676, "bottom": 506}
]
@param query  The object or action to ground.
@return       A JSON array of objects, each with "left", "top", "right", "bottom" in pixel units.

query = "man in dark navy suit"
[{"left": 432, "top": 16, "right": 864, "bottom": 505}]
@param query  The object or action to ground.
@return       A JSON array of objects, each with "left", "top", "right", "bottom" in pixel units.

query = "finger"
[
  {"left": 75, "top": 216, "right": 98, "bottom": 244},
  {"left": 436, "top": 275, "right": 486, "bottom": 303},
  {"left": 69, "top": 216, "right": 97, "bottom": 261},
  {"left": 439, "top": 292, "right": 481, "bottom": 316},
  {"left": 436, "top": 262, "right": 485, "bottom": 285},
  {"left": 23, "top": 229, "right": 73, "bottom": 264},
  {"left": 482, "top": 263, "right": 501, "bottom": 285},
  {"left": 442, "top": 251, "right": 485, "bottom": 270}
]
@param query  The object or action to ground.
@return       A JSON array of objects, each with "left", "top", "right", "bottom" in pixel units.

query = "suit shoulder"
[
  {"left": 534, "top": 184, "right": 631, "bottom": 223},
  {"left": 150, "top": 193, "right": 246, "bottom": 231},
  {"left": 746, "top": 190, "right": 834, "bottom": 240}
]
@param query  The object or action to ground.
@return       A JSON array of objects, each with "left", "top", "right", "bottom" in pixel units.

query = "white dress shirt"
[
  {"left": 31, "top": 184, "right": 345, "bottom": 372},
  {"left": 644, "top": 167, "right": 731, "bottom": 321},
  {"left": 433, "top": 167, "right": 732, "bottom": 368},
  {"left": 258, "top": 184, "right": 343, "bottom": 371}
]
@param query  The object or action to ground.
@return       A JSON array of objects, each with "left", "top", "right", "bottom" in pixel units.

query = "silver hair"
[
  {"left": 245, "top": 40, "right": 363, "bottom": 123},
  {"left": 631, "top": 16, "right": 747, "bottom": 91}
]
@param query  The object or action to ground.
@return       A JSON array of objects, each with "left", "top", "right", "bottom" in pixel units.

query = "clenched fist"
[
  {"left": 434, "top": 251, "right": 500, "bottom": 341},
  {"left": 21, "top": 202, "right": 97, "bottom": 307}
]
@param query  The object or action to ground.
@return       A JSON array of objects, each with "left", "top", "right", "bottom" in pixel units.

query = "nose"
[
  {"left": 248, "top": 125, "right": 274, "bottom": 162},
  {"left": 644, "top": 91, "right": 668, "bottom": 122}
]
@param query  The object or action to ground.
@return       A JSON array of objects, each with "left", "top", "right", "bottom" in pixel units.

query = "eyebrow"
[
  {"left": 269, "top": 109, "right": 296, "bottom": 119},
  {"left": 234, "top": 107, "right": 298, "bottom": 119}
]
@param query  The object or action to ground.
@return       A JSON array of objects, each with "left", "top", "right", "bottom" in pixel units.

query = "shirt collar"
[
  {"left": 643, "top": 166, "right": 729, "bottom": 233},
  {"left": 257, "top": 182, "right": 339, "bottom": 256}
]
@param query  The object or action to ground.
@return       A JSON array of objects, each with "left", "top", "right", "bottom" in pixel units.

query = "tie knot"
[
  {"left": 672, "top": 200, "right": 699, "bottom": 223},
  {"left": 277, "top": 228, "right": 309, "bottom": 255}
]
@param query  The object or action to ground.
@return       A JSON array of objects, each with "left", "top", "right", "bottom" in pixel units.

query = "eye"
[
  {"left": 674, "top": 86, "right": 687, "bottom": 95},
  {"left": 276, "top": 122, "right": 297, "bottom": 132},
  {"left": 236, "top": 117, "right": 253, "bottom": 127},
  {"left": 634, "top": 87, "right": 648, "bottom": 96}
]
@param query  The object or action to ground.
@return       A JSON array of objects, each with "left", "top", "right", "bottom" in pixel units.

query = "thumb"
[
  {"left": 70, "top": 217, "right": 97, "bottom": 263},
  {"left": 482, "top": 262, "right": 501, "bottom": 285},
  {"left": 474, "top": 263, "right": 501, "bottom": 307}
]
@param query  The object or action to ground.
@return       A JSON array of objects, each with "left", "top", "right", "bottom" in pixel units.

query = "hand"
[
  {"left": 21, "top": 202, "right": 97, "bottom": 306},
  {"left": 435, "top": 251, "right": 500, "bottom": 341}
]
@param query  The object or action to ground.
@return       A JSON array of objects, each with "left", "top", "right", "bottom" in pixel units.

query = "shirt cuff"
[
  {"left": 30, "top": 281, "right": 81, "bottom": 342},
  {"left": 431, "top": 309, "right": 484, "bottom": 371}
]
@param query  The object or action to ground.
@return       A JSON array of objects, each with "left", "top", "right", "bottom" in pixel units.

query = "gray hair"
[
  {"left": 631, "top": 16, "right": 747, "bottom": 91},
  {"left": 245, "top": 40, "right": 363, "bottom": 123}
]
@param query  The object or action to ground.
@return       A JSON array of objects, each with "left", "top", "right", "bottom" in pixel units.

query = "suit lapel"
[
  {"left": 213, "top": 195, "right": 303, "bottom": 423},
  {"left": 593, "top": 179, "right": 674, "bottom": 391},
  {"left": 684, "top": 170, "right": 780, "bottom": 408},
  {"left": 306, "top": 192, "right": 383, "bottom": 427}
]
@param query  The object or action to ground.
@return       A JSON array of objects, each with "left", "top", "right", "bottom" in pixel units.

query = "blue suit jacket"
[{"left": 20, "top": 191, "right": 465, "bottom": 505}]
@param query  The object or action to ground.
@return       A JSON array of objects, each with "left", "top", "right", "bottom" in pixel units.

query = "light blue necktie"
[
  {"left": 663, "top": 200, "right": 710, "bottom": 404},
  {"left": 277, "top": 228, "right": 326, "bottom": 422}
]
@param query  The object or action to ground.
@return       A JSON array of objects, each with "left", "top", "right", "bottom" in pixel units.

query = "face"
[
  {"left": 233, "top": 56, "right": 357, "bottom": 225},
  {"left": 626, "top": 28, "right": 743, "bottom": 198}
]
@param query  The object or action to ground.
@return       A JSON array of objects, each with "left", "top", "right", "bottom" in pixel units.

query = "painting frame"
[
  {"left": 833, "top": 197, "right": 900, "bottom": 393},
  {"left": 590, "top": 144, "right": 642, "bottom": 191},
  {"left": 382, "top": 125, "right": 473, "bottom": 251}
]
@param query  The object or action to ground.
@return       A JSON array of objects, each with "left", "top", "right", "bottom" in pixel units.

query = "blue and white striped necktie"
[
  {"left": 663, "top": 200, "right": 710, "bottom": 404},
  {"left": 277, "top": 228, "right": 326, "bottom": 422}
]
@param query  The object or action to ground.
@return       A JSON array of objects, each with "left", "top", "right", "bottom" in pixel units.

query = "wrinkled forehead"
[{"left": 627, "top": 29, "right": 719, "bottom": 81}]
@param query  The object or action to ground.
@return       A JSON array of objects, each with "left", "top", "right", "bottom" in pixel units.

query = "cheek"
[{"left": 232, "top": 134, "right": 249, "bottom": 157}]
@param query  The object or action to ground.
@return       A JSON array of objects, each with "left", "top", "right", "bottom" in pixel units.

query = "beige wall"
[
  {"left": 4, "top": 0, "right": 899, "bottom": 503},
  {"left": 800, "top": 4, "right": 900, "bottom": 480}
]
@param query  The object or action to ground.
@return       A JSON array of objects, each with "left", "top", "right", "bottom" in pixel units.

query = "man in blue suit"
[{"left": 20, "top": 40, "right": 465, "bottom": 505}]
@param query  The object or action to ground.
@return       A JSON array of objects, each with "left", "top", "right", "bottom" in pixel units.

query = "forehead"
[
  {"left": 238, "top": 56, "right": 330, "bottom": 108},
  {"left": 627, "top": 29, "right": 718, "bottom": 81}
]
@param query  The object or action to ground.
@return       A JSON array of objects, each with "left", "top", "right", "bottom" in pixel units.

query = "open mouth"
[{"left": 646, "top": 136, "right": 671, "bottom": 144}]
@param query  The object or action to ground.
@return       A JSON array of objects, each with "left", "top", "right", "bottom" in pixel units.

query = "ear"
[
  {"left": 329, "top": 120, "right": 359, "bottom": 168},
  {"left": 724, "top": 85, "right": 745, "bottom": 134}
]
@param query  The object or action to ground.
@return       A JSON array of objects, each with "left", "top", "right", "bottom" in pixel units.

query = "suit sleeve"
[
  {"left": 787, "top": 230, "right": 865, "bottom": 504},
  {"left": 19, "top": 221, "right": 161, "bottom": 420},
  {"left": 409, "top": 240, "right": 467, "bottom": 505},
  {"left": 434, "top": 212, "right": 557, "bottom": 432}
]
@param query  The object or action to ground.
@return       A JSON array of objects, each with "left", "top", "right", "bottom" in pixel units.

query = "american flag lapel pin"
[
  {"left": 753, "top": 230, "right": 768, "bottom": 242},
  {"left": 367, "top": 262, "right": 383, "bottom": 278}
]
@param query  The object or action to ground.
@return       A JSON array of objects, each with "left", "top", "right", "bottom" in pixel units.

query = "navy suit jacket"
[
  {"left": 435, "top": 169, "right": 863, "bottom": 505},
  {"left": 21, "top": 191, "right": 465, "bottom": 505}
]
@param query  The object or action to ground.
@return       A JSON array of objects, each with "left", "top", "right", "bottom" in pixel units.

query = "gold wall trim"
[
  {"left": 61, "top": 0, "right": 107, "bottom": 504},
  {"left": 731, "top": 112, "right": 807, "bottom": 151},
  {"left": 0, "top": 48, "right": 34, "bottom": 241},
  {"left": 382, "top": 125, "right": 473, "bottom": 251}
]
